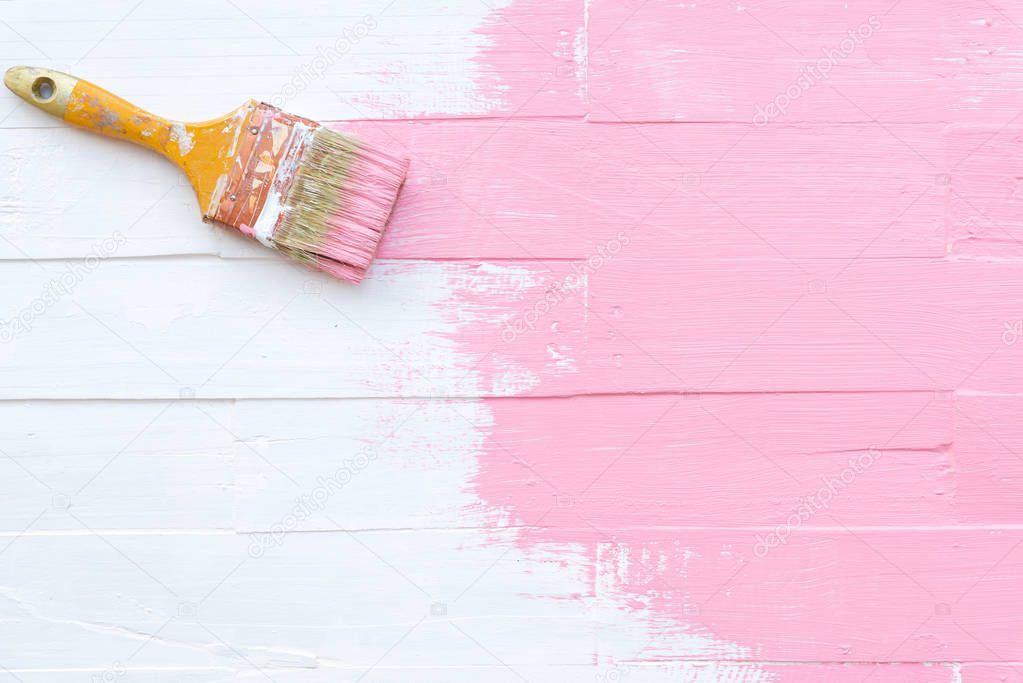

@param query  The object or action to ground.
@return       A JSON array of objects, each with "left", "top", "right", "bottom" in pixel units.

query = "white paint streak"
[
  {"left": 169, "top": 123, "right": 194, "bottom": 155},
  {"left": 251, "top": 122, "right": 315, "bottom": 248},
  {"left": 574, "top": 25, "right": 588, "bottom": 101}
]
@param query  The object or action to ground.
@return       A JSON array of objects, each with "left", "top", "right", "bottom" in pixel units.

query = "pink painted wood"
[{"left": 390, "top": 0, "right": 1023, "bottom": 676}]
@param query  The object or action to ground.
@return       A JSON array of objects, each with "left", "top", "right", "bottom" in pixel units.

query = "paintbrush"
[{"left": 4, "top": 66, "right": 408, "bottom": 283}]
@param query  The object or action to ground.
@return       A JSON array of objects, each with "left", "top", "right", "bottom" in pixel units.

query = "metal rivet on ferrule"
[{"left": 249, "top": 126, "right": 259, "bottom": 135}]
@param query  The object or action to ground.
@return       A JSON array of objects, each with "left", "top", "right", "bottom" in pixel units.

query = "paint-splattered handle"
[{"left": 4, "top": 65, "right": 190, "bottom": 159}]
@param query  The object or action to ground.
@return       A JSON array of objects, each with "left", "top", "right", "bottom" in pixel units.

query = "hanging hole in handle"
[{"left": 31, "top": 77, "right": 56, "bottom": 103}]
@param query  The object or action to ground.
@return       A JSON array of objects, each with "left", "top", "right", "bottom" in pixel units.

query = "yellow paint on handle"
[{"left": 4, "top": 65, "right": 257, "bottom": 216}]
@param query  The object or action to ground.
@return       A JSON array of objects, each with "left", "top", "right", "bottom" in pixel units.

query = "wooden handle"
[
  {"left": 4, "top": 65, "right": 190, "bottom": 160},
  {"left": 3, "top": 65, "right": 76, "bottom": 117},
  {"left": 3, "top": 65, "right": 262, "bottom": 216}
]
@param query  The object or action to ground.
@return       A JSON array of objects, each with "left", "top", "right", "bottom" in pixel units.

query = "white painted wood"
[
  {"left": 0, "top": 0, "right": 583, "bottom": 125},
  {"left": 0, "top": 258, "right": 577, "bottom": 399},
  {"left": 0, "top": 1, "right": 598, "bottom": 675},
  {"left": 0, "top": 127, "right": 222, "bottom": 260},
  {"left": 0, "top": 400, "right": 234, "bottom": 531},
  {"left": 232, "top": 398, "right": 496, "bottom": 533},
  {"left": 0, "top": 530, "right": 603, "bottom": 670},
  {"left": 0, "top": 664, "right": 964, "bottom": 683},
  {"left": 0, "top": 398, "right": 489, "bottom": 533},
  {"left": 231, "top": 664, "right": 958, "bottom": 683}
]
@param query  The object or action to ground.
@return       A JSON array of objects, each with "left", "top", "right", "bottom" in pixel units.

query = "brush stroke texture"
[
  {"left": 0, "top": 0, "right": 1021, "bottom": 680},
  {"left": 587, "top": 0, "right": 1023, "bottom": 124}
]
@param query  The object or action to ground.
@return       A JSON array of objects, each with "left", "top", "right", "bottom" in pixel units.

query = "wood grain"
[
  {"left": 0, "top": 122, "right": 948, "bottom": 260},
  {"left": 587, "top": 0, "right": 1023, "bottom": 124},
  {"left": 0, "top": 0, "right": 1021, "bottom": 679}
]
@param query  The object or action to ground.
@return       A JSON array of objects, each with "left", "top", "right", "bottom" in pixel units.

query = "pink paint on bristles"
[
  {"left": 301, "top": 139, "right": 410, "bottom": 283},
  {"left": 211, "top": 103, "right": 409, "bottom": 285}
]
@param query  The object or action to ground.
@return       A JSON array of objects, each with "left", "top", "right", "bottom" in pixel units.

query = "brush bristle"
[{"left": 271, "top": 128, "right": 408, "bottom": 283}]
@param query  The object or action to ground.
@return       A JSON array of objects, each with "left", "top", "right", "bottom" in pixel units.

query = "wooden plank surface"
[
  {"left": 0, "top": 122, "right": 948, "bottom": 260},
  {"left": 587, "top": 0, "right": 1023, "bottom": 124},
  {"left": 0, "top": 0, "right": 1021, "bottom": 680}
]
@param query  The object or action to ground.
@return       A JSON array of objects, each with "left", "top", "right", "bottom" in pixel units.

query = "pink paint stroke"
[{"left": 380, "top": 0, "right": 1023, "bottom": 671}]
